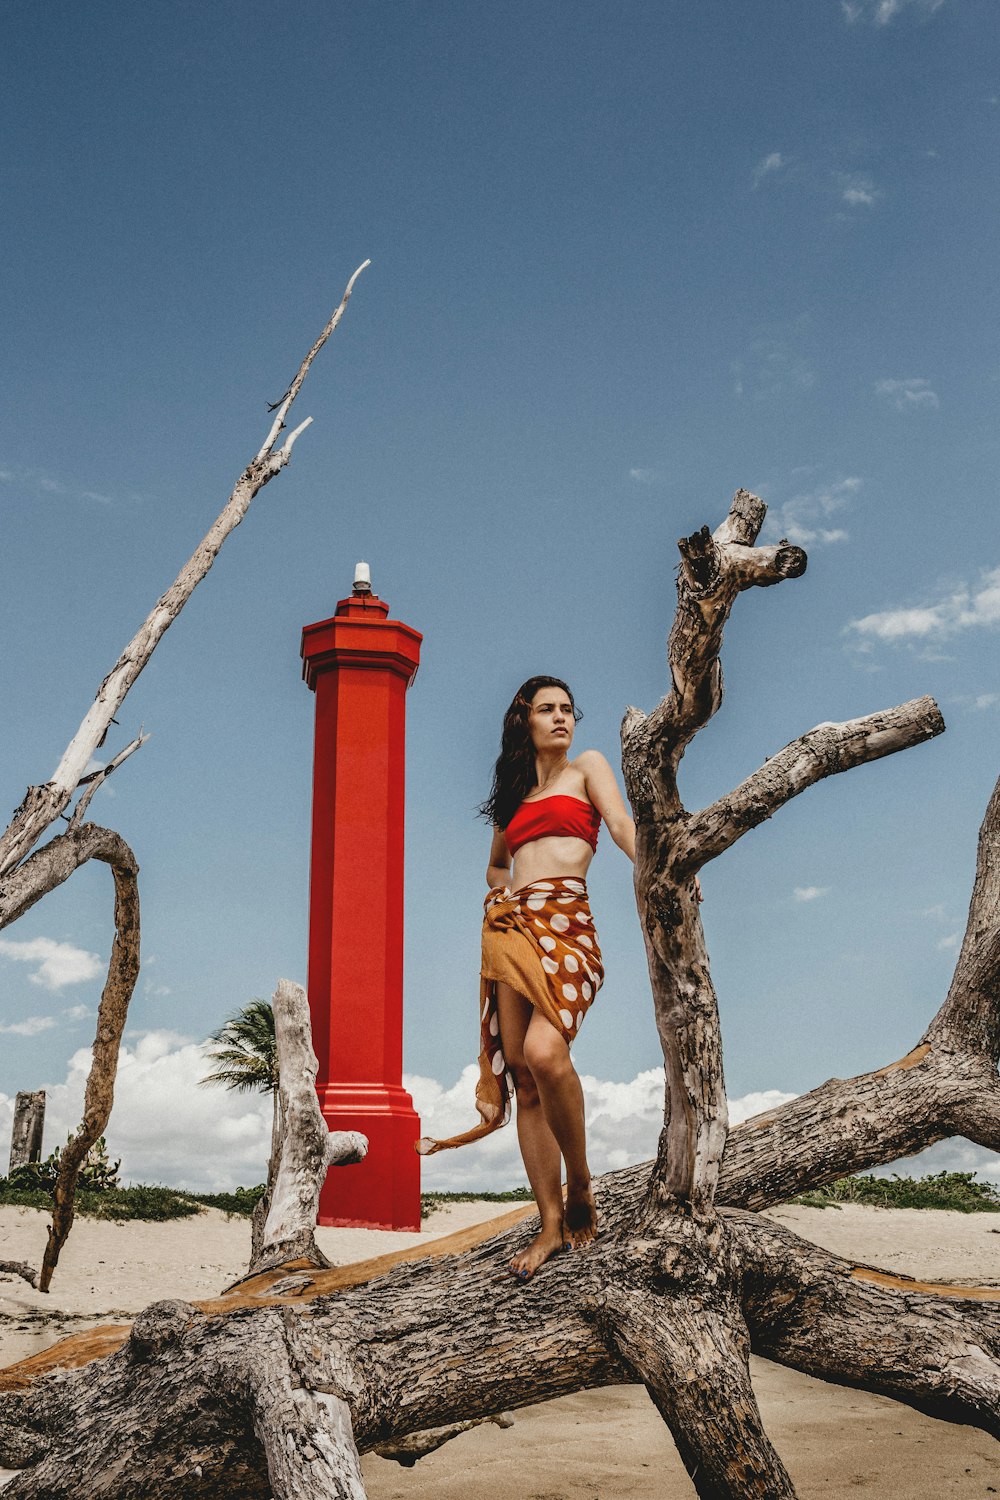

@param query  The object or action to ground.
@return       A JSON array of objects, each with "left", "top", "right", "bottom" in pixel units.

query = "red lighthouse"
[{"left": 301, "top": 564, "right": 422, "bottom": 1230}]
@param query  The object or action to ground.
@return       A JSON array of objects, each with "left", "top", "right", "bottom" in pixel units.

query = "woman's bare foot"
[
  {"left": 564, "top": 1179, "right": 598, "bottom": 1248},
  {"left": 509, "top": 1223, "right": 567, "bottom": 1280}
]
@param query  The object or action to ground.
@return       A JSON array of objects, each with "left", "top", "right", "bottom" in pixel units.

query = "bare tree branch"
[
  {"left": 681, "top": 697, "right": 944, "bottom": 870},
  {"left": 927, "top": 771, "right": 1000, "bottom": 1060},
  {"left": 68, "top": 732, "right": 151, "bottom": 831},
  {"left": 254, "top": 259, "right": 369, "bottom": 463},
  {"left": 602, "top": 1283, "right": 796, "bottom": 1499},
  {"left": 0, "top": 824, "right": 132, "bottom": 931},
  {"left": 38, "top": 836, "right": 140, "bottom": 1292},
  {"left": 0, "top": 260, "right": 370, "bottom": 880}
]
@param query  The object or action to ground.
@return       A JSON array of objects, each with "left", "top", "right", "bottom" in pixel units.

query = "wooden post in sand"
[{"left": 8, "top": 1090, "right": 45, "bottom": 1173}]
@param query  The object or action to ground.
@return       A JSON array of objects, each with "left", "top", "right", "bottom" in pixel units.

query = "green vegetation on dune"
[
  {"left": 0, "top": 1179, "right": 266, "bottom": 1222},
  {"left": 2, "top": 1173, "right": 994, "bottom": 1221},
  {"left": 791, "top": 1171, "right": 1000, "bottom": 1213}
]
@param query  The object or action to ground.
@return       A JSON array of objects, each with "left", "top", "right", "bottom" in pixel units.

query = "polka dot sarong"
[{"left": 415, "top": 877, "right": 604, "bottom": 1155}]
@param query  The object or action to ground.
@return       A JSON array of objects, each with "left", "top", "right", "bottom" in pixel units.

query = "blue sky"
[{"left": 1, "top": 0, "right": 998, "bottom": 1191}]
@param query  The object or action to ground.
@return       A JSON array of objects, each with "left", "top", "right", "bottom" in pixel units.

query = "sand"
[{"left": 1, "top": 1200, "right": 997, "bottom": 1497}]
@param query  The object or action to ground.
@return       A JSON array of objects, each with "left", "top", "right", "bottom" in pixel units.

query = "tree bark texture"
[
  {"left": 8, "top": 1093, "right": 45, "bottom": 1173},
  {"left": 2, "top": 488, "right": 996, "bottom": 1500},
  {"left": 243, "top": 979, "right": 368, "bottom": 1279},
  {"left": 38, "top": 835, "right": 140, "bottom": 1292}
]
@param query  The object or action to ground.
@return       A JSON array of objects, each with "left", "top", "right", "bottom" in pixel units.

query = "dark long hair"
[{"left": 479, "top": 676, "right": 582, "bottom": 830}]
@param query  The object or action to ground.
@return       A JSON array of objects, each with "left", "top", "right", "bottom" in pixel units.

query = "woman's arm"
[
  {"left": 581, "top": 750, "right": 702, "bottom": 900},
  {"left": 487, "top": 826, "right": 512, "bottom": 889},
  {"left": 579, "top": 751, "right": 636, "bottom": 862}
]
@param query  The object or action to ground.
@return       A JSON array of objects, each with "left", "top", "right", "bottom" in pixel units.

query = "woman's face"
[{"left": 527, "top": 685, "right": 575, "bottom": 754}]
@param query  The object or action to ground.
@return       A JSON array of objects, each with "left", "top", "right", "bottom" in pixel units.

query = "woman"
[{"left": 416, "top": 676, "right": 636, "bottom": 1280}]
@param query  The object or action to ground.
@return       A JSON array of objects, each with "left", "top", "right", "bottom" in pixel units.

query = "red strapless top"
[{"left": 504, "top": 795, "right": 601, "bottom": 855}]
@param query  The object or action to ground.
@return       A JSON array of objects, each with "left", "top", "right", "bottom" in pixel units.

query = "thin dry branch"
[
  {"left": 0, "top": 1263, "right": 37, "bottom": 1290},
  {"left": 68, "top": 732, "right": 150, "bottom": 831},
  {"left": 0, "top": 260, "right": 370, "bottom": 880},
  {"left": 254, "top": 260, "right": 370, "bottom": 462}
]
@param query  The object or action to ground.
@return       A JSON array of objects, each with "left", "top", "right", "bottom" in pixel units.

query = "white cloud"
[
  {"left": 974, "top": 693, "right": 999, "bottom": 711},
  {"left": 752, "top": 152, "right": 784, "bottom": 189},
  {"left": 847, "top": 565, "right": 1000, "bottom": 644},
  {"left": 762, "top": 476, "right": 860, "bottom": 548},
  {"left": 733, "top": 334, "right": 815, "bottom": 401},
  {"left": 62, "top": 1004, "right": 94, "bottom": 1021},
  {"left": 842, "top": 0, "right": 946, "bottom": 23},
  {"left": 937, "top": 931, "right": 961, "bottom": 951},
  {"left": 793, "top": 886, "right": 830, "bottom": 902},
  {"left": 838, "top": 172, "right": 881, "bottom": 207},
  {"left": 0, "top": 1036, "right": 800, "bottom": 1196},
  {"left": 628, "top": 467, "right": 657, "bottom": 485},
  {"left": 874, "top": 376, "right": 939, "bottom": 412},
  {"left": 412, "top": 1068, "right": 799, "bottom": 1192},
  {"left": 0, "top": 1015, "right": 58, "bottom": 1037},
  {"left": 0, "top": 936, "right": 103, "bottom": 991},
  {"left": 0, "top": 466, "right": 118, "bottom": 506},
  {"left": 0, "top": 1031, "right": 273, "bottom": 1193},
  {"left": 876, "top": 1135, "right": 1000, "bottom": 1183}
]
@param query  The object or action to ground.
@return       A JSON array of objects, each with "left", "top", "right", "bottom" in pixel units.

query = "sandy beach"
[{"left": 1, "top": 1199, "right": 997, "bottom": 1496}]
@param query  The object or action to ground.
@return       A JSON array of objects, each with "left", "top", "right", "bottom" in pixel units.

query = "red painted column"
[{"left": 301, "top": 570, "right": 422, "bottom": 1229}]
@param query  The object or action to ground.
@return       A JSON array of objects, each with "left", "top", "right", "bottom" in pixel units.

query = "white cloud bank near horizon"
[{"left": 2, "top": 1034, "right": 997, "bottom": 1196}]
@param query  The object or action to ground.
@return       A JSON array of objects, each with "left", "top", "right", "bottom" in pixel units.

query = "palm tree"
[{"left": 200, "top": 999, "right": 281, "bottom": 1166}]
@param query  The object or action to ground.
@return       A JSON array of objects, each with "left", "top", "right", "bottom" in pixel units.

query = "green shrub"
[
  {"left": 790, "top": 1171, "right": 1000, "bottom": 1213},
  {"left": 8, "top": 1136, "right": 121, "bottom": 1194},
  {"left": 0, "top": 1178, "right": 266, "bottom": 1222}
]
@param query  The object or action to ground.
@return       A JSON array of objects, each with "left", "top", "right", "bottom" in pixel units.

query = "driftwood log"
[
  {"left": 0, "top": 265, "right": 370, "bottom": 1290},
  {"left": 1, "top": 493, "right": 997, "bottom": 1497}
]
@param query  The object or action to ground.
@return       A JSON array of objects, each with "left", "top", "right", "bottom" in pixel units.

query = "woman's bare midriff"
[{"left": 510, "top": 834, "right": 594, "bottom": 892}]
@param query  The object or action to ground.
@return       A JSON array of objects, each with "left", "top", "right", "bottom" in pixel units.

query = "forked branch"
[{"left": 0, "top": 260, "right": 370, "bottom": 879}]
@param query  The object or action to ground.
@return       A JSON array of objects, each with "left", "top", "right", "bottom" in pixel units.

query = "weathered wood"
[
  {"left": 681, "top": 697, "right": 945, "bottom": 872},
  {"left": 604, "top": 1285, "right": 796, "bottom": 1499},
  {"left": 3, "top": 1204, "right": 1000, "bottom": 1498},
  {"left": 0, "top": 261, "right": 369, "bottom": 880},
  {"left": 0, "top": 1263, "right": 37, "bottom": 1290},
  {"left": 244, "top": 980, "right": 368, "bottom": 1278},
  {"left": 8, "top": 1092, "right": 45, "bottom": 1173},
  {"left": 38, "top": 837, "right": 140, "bottom": 1292}
]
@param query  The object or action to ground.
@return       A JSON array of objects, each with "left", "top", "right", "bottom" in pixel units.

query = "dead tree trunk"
[
  {"left": 244, "top": 979, "right": 368, "bottom": 1278},
  {"left": 8, "top": 1093, "right": 45, "bottom": 1173},
  {"left": 2, "top": 489, "right": 997, "bottom": 1500}
]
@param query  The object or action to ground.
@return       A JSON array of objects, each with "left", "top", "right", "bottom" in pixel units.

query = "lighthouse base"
[{"left": 316, "top": 1083, "right": 422, "bottom": 1230}]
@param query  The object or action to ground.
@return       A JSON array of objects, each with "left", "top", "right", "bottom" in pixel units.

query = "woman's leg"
[
  {"left": 495, "top": 982, "right": 566, "bottom": 1277},
  {"left": 522, "top": 1009, "right": 598, "bottom": 1248}
]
